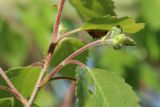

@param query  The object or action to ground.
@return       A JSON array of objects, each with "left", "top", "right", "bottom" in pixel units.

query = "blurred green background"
[{"left": 0, "top": 0, "right": 160, "bottom": 107}]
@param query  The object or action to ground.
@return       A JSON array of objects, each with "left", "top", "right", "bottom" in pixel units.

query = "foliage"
[
  {"left": 76, "top": 68, "right": 140, "bottom": 107},
  {"left": 51, "top": 38, "right": 88, "bottom": 78},
  {"left": 2, "top": 0, "right": 158, "bottom": 107}
]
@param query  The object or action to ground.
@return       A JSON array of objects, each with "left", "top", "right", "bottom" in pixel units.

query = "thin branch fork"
[
  {"left": 43, "top": 39, "right": 113, "bottom": 85},
  {"left": 51, "top": 0, "right": 66, "bottom": 43},
  {"left": 26, "top": 0, "right": 66, "bottom": 107},
  {"left": 0, "top": 85, "right": 26, "bottom": 103},
  {"left": 40, "top": 60, "right": 87, "bottom": 88},
  {"left": 56, "top": 28, "right": 82, "bottom": 43},
  {"left": 44, "top": 60, "right": 87, "bottom": 83},
  {"left": 0, "top": 68, "right": 27, "bottom": 105},
  {"left": 47, "top": 40, "right": 102, "bottom": 79}
]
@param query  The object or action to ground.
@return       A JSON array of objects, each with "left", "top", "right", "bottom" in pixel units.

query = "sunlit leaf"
[
  {"left": 69, "top": 0, "right": 115, "bottom": 21},
  {"left": 0, "top": 66, "right": 41, "bottom": 98},
  {"left": 76, "top": 68, "right": 140, "bottom": 107},
  {"left": 81, "top": 15, "right": 144, "bottom": 38}
]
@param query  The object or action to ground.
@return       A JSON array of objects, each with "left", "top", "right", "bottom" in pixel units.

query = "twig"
[
  {"left": 43, "top": 39, "right": 113, "bottom": 84},
  {"left": 50, "top": 77, "right": 76, "bottom": 81},
  {"left": 56, "top": 28, "right": 82, "bottom": 43},
  {"left": 40, "top": 76, "right": 76, "bottom": 88},
  {"left": 0, "top": 68, "right": 27, "bottom": 105},
  {"left": 0, "top": 85, "right": 13, "bottom": 94},
  {"left": 51, "top": 0, "right": 66, "bottom": 43},
  {"left": 0, "top": 85, "right": 26, "bottom": 103},
  {"left": 41, "top": 60, "right": 88, "bottom": 87},
  {"left": 61, "top": 81, "right": 76, "bottom": 107},
  {"left": 26, "top": 0, "right": 66, "bottom": 107}
]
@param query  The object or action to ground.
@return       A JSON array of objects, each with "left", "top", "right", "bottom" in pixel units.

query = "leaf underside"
[{"left": 82, "top": 15, "right": 144, "bottom": 35}]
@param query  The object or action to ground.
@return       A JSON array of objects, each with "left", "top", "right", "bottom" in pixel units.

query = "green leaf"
[
  {"left": 0, "top": 66, "right": 41, "bottom": 99},
  {"left": 76, "top": 68, "right": 140, "bottom": 107},
  {"left": 35, "top": 88, "right": 55, "bottom": 107},
  {"left": 69, "top": 0, "right": 115, "bottom": 21},
  {"left": 81, "top": 15, "right": 144, "bottom": 34},
  {"left": 51, "top": 38, "right": 88, "bottom": 78},
  {"left": 0, "top": 98, "right": 14, "bottom": 107}
]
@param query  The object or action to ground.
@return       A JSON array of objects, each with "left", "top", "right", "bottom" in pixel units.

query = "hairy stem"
[
  {"left": 0, "top": 68, "right": 27, "bottom": 105},
  {"left": 26, "top": 0, "right": 66, "bottom": 107}
]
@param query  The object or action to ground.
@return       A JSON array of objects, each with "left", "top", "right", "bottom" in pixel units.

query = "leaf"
[
  {"left": 76, "top": 68, "right": 140, "bottom": 107},
  {"left": 35, "top": 88, "right": 55, "bottom": 107},
  {"left": 51, "top": 38, "right": 88, "bottom": 78},
  {"left": 0, "top": 66, "right": 41, "bottom": 99},
  {"left": 69, "top": 0, "right": 115, "bottom": 21},
  {"left": 81, "top": 15, "right": 144, "bottom": 35},
  {"left": 0, "top": 98, "right": 14, "bottom": 107}
]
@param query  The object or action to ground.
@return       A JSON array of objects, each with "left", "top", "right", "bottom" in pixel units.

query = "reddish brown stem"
[
  {"left": 0, "top": 68, "right": 27, "bottom": 105},
  {"left": 0, "top": 85, "right": 26, "bottom": 103},
  {"left": 44, "top": 39, "right": 113, "bottom": 84},
  {"left": 61, "top": 81, "right": 76, "bottom": 107},
  {"left": 40, "top": 77, "right": 76, "bottom": 88},
  {"left": 56, "top": 28, "right": 82, "bottom": 43},
  {"left": 50, "top": 77, "right": 76, "bottom": 81},
  {"left": 0, "top": 85, "right": 13, "bottom": 94},
  {"left": 51, "top": 0, "right": 66, "bottom": 43},
  {"left": 26, "top": 0, "right": 66, "bottom": 107},
  {"left": 41, "top": 60, "right": 87, "bottom": 87},
  {"left": 48, "top": 40, "right": 102, "bottom": 78}
]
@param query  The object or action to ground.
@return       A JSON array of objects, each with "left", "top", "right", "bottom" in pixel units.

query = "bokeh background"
[{"left": 0, "top": 0, "right": 160, "bottom": 107}]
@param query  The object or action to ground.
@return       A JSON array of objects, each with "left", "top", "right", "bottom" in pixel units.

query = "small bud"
[{"left": 112, "top": 34, "right": 136, "bottom": 49}]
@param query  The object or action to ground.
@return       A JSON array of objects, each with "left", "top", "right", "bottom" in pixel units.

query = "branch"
[
  {"left": 56, "top": 28, "right": 82, "bottom": 43},
  {"left": 0, "top": 85, "right": 27, "bottom": 103},
  {"left": 44, "top": 39, "right": 113, "bottom": 83},
  {"left": 26, "top": 0, "right": 66, "bottom": 107},
  {"left": 0, "top": 68, "right": 27, "bottom": 105},
  {"left": 40, "top": 76, "right": 76, "bottom": 88},
  {"left": 51, "top": 0, "right": 66, "bottom": 43},
  {"left": 50, "top": 77, "right": 76, "bottom": 81},
  {"left": 41, "top": 60, "right": 88, "bottom": 87},
  {"left": 0, "top": 85, "right": 12, "bottom": 94},
  {"left": 61, "top": 81, "right": 76, "bottom": 107}
]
